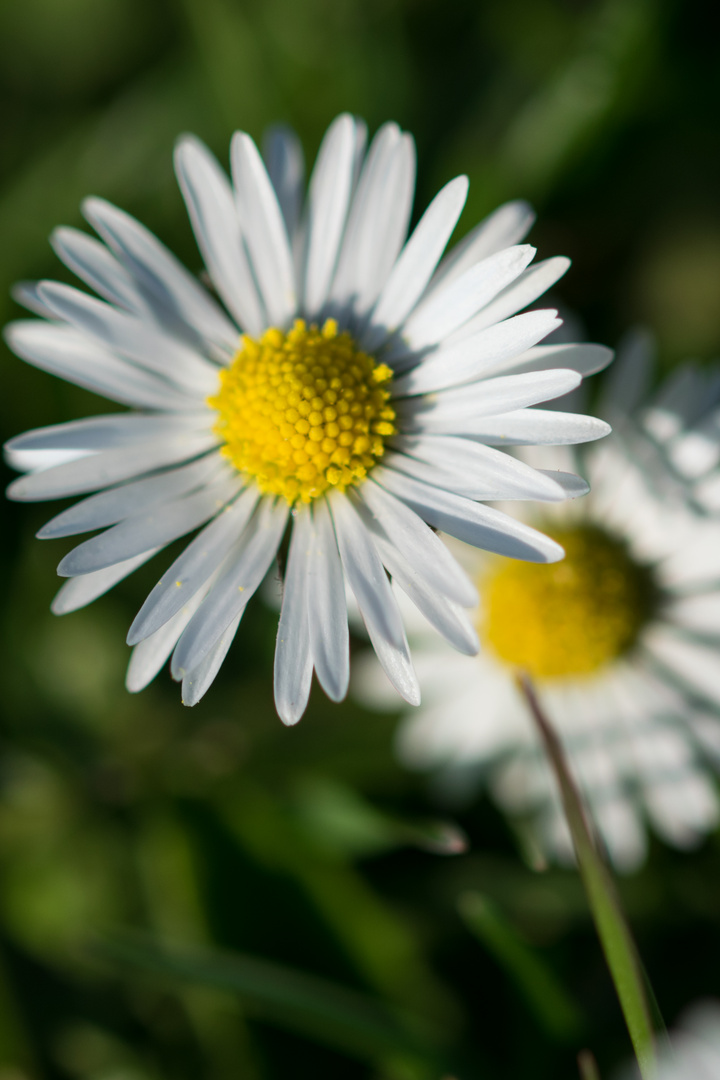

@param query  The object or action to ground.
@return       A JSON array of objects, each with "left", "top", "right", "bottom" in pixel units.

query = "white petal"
[
  {"left": 4, "top": 321, "right": 193, "bottom": 411},
  {"left": 374, "top": 465, "right": 564, "bottom": 562},
  {"left": 83, "top": 196, "right": 238, "bottom": 350},
  {"left": 37, "top": 282, "right": 218, "bottom": 395},
  {"left": 395, "top": 245, "right": 536, "bottom": 355},
  {"left": 300, "top": 113, "right": 357, "bottom": 317},
  {"left": 357, "top": 611, "right": 420, "bottom": 707},
  {"left": 181, "top": 612, "right": 242, "bottom": 706},
  {"left": 448, "top": 257, "right": 570, "bottom": 342},
  {"left": 657, "top": 524, "right": 720, "bottom": 591},
  {"left": 329, "top": 490, "right": 405, "bottom": 647},
  {"left": 386, "top": 437, "right": 574, "bottom": 502},
  {"left": 695, "top": 471, "right": 720, "bottom": 513},
  {"left": 171, "top": 497, "right": 288, "bottom": 676},
  {"left": 274, "top": 505, "right": 314, "bottom": 725},
  {"left": 400, "top": 368, "right": 582, "bottom": 428},
  {"left": 7, "top": 433, "right": 217, "bottom": 501},
  {"left": 37, "top": 454, "right": 223, "bottom": 538},
  {"left": 645, "top": 770, "right": 718, "bottom": 849},
  {"left": 536, "top": 469, "right": 589, "bottom": 498},
  {"left": 398, "top": 663, "right": 517, "bottom": 767},
  {"left": 408, "top": 407, "right": 611, "bottom": 445},
  {"left": 5, "top": 448, "right": 90, "bottom": 473},
  {"left": 644, "top": 626, "right": 720, "bottom": 708},
  {"left": 230, "top": 131, "right": 296, "bottom": 327},
  {"left": 328, "top": 490, "right": 420, "bottom": 705},
  {"left": 687, "top": 711, "right": 720, "bottom": 768},
  {"left": 51, "top": 549, "right": 160, "bottom": 614},
  {"left": 11, "top": 281, "right": 56, "bottom": 319},
  {"left": 334, "top": 505, "right": 418, "bottom": 708},
  {"left": 427, "top": 199, "right": 536, "bottom": 296},
  {"left": 356, "top": 478, "right": 477, "bottom": 605},
  {"left": 127, "top": 486, "right": 261, "bottom": 644},
  {"left": 392, "top": 310, "right": 562, "bottom": 396},
  {"left": 350, "top": 118, "right": 368, "bottom": 187},
  {"left": 372, "top": 532, "right": 479, "bottom": 654},
  {"left": 126, "top": 577, "right": 212, "bottom": 692},
  {"left": 327, "top": 124, "right": 416, "bottom": 320},
  {"left": 597, "top": 327, "right": 655, "bottom": 422},
  {"left": 667, "top": 427, "right": 720, "bottom": 484},
  {"left": 667, "top": 592, "right": 720, "bottom": 637},
  {"left": 174, "top": 135, "right": 265, "bottom": 337},
  {"left": 486, "top": 341, "right": 613, "bottom": 380},
  {"left": 262, "top": 124, "right": 305, "bottom": 240},
  {"left": 57, "top": 471, "right": 242, "bottom": 576},
  {"left": 51, "top": 227, "right": 146, "bottom": 314},
  {"left": 9, "top": 412, "right": 210, "bottom": 454},
  {"left": 362, "top": 176, "right": 468, "bottom": 352},
  {"left": 307, "top": 498, "right": 350, "bottom": 702},
  {"left": 647, "top": 362, "right": 709, "bottom": 433}
]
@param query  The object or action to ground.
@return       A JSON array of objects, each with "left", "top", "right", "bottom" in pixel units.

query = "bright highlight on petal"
[
  {"left": 209, "top": 319, "right": 395, "bottom": 503},
  {"left": 482, "top": 526, "right": 657, "bottom": 678}
]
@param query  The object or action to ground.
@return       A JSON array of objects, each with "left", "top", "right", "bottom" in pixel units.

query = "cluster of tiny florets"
[
  {"left": 209, "top": 319, "right": 396, "bottom": 504},
  {"left": 481, "top": 526, "right": 656, "bottom": 679}
]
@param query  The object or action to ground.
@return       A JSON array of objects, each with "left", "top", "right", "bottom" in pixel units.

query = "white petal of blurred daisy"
[
  {"left": 617, "top": 1001, "right": 720, "bottom": 1080},
  {"left": 602, "top": 328, "right": 720, "bottom": 513},
  {"left": 4, "top": 113, "right": 611, "bottom": 724},
  {"left": 355, "top": 342, "right": 720, "bottom": 869}
]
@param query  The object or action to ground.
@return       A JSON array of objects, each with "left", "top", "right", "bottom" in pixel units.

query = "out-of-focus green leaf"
[
  {"left": 93, "top": 934, "right": 444, "bottom": 1075},
  {"left": 518, "top": 675, "right": 659, "bottom": 1079},
  {"left": 135, "top": 808, "right": 270, "bottom": 1080},
  {"left": 458, "top": 891, "right": 583, "bottom": 1041},
  {"left": 499, "top": 0, "right": 660, "bottom": 193},
  {"left": 179, "top": 0, "right": 280, "bottom": 133},
  {"left": 218, "top": 782, "right": 460, "bottom": 1022},
  {"left": 0, "top": 944, "right": 36, "bottom": 1073},
  {"left": 0, "top": 59, "right": 214, "bottom": 311},
  {"left": 452, "top": 0, "right": 662, "bottom": 220},
  {"left": 292, "top": 776, "right": 467, "bottom": 858}
]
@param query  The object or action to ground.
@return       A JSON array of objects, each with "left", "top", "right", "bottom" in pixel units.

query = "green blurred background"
[{"left": 1, "top": 0, "right": 719, "bottom": 1077}]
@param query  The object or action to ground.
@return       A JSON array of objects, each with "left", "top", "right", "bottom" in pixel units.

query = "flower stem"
[{"left": 517, "top": 672, "right": 658, "bottom": 1079}]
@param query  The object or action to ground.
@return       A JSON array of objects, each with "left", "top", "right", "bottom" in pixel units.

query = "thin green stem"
[{"left": 517, "top": 673, "right": 658, "bottom": 1079}]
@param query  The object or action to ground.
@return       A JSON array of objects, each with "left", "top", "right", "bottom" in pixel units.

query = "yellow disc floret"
[
  {"left": 481, "top": 526, "right": 657, "bottom": 679},
  {"left": 209, "top": 319, "right": 396, "bottom": 504}
]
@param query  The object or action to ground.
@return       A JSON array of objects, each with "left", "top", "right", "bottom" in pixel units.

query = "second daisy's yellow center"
[
  {"left": 480, "top": 526, "right": 656, "bottom": 679},
  {"left": 209, "top": 319, "right": 396, "bottom": 504}
]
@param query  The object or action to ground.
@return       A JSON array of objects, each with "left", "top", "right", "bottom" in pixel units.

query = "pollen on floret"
[
  {"left": 480, "top": 526, "right": 658, "bottom": 679},
  {"left": 208, "top": 319, "right": 396, "bottom": 504}
]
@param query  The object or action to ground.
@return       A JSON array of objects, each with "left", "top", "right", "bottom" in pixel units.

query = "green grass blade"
[
  {"left": 459, "top": 890, "right": 583, "bottom": 1041},
  {"left": 518, "top": 674, "right": 658, "bottom": 1078},
  {"left": 92, "top": 933, "right": 444, "bottom": 1073}
]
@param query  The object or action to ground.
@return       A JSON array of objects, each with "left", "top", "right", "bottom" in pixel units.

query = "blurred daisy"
[
  {"left": 4, "top": 114, "right": 611, "bottom": 723},
  {"left": 356, "top": 344, "right": 720, "bottom": 869}
]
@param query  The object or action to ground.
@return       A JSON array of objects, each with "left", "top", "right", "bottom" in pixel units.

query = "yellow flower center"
[
  {"left": 481, "top": 526, "right": 657, "bottom": 679},
  {"left": 209, "top": 319, "right": 396, "bottom": 504}
]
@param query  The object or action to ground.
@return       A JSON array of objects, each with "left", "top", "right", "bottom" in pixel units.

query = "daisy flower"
[
  {"left": 356, "top": 340, "right": 720, "bottom": 869},
  {"left": 4, "top": 113, "right": 611, "bottom": 724}
]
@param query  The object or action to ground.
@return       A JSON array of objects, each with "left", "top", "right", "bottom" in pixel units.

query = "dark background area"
[{"left": 1, "top": 0, "right": 719, "bottom": 1077}]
